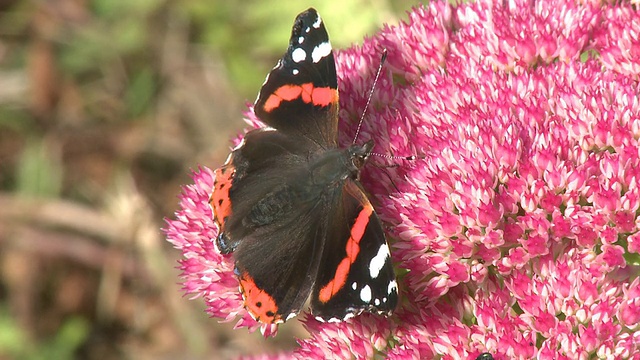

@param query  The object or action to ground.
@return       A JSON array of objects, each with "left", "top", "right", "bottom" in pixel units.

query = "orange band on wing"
[
  {"left": 262, "top": 83, "right": 338, "bottom": 113},
  {"left": 210, "top": 165, "right": 235, "bottom": 229},
  {"left": 318, "top": 205, "right": 373, "bottom": 303},
  {"left": 309, "top": 86, "right": 336, "bottom": 107},
  {"left": 239, "top": 272, "right": 282, "bottom": 324}
]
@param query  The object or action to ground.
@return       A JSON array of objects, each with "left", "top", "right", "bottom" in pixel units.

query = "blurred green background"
[{"left": 0, "top": 0, "right": 417, "bottom": 359}]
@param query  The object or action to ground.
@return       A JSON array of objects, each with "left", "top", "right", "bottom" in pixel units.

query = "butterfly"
[{"left": 209, "top": 8, "right": 398, "bottom": 323}]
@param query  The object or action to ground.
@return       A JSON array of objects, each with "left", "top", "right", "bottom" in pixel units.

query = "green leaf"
[
  {"left": 126, "top": 68, "right": 156, "bottom": 117},
  {"left": 16, "top": 139, "right": 63, "bottom": 197}
]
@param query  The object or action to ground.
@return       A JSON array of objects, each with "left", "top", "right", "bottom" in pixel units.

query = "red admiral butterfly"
[{"left": 209, "top": 8, "right": 398, "bottom": 324}]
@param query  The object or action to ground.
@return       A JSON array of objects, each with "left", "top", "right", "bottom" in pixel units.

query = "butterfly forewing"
[
  {"left": 310, "top": 180, "right": 398, "bottom": 321},
  {"left": 254, "top": 8, "right": 339, "bottom": 148}
]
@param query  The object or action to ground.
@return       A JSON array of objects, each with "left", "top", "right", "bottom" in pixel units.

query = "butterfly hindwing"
[
  {"left": 254, "top": 8, "right": 339, "bottom": 148},
  {"left": 216, "top": 130, "right": 325, "bottom": 323},
  {"left": 212, "top": 129, "right": 310, "bottom": 254}
]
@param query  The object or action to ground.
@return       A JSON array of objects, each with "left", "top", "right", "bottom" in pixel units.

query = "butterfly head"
[{"left": 347, "top": 140, "right": 374, "bottom": 178}]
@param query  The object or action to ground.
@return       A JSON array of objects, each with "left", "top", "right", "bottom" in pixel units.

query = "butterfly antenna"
[
  {"left": 370, "top": 152, "right": 422, "bottom": 161},
  {"left": 352, "top": 49, "right": 388, "bottom": 145}
]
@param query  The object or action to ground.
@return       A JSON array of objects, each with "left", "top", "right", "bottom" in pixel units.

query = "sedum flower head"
[{"left": 165, "top": 0, "right": 640, "bottom": 358}]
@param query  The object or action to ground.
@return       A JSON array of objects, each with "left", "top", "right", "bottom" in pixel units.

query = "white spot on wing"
[
  {"left": 298, "top": 36, "right": 304, "bottom": 44},
  {"left": 352, "top": 281, "right": 357, "bottom": 290},
  {"left": 313, "top": 14, "right": 322, "bottom": 28},
  {"left": 292, "top": 47, "right": 306, "bottom": 63},
  {"left": 311, "top": 42, "right": 332, "bottom": 63},
  {"left": 374, "top": 298, "right": 380, "bottom": 306},
  {"left": 388, "top": 280, "right": 398, "bottom": 295},
  {"left": 292, "top": 69, "right": 299, "bottom": 75},
  {"left": 360, "top": 285, "right": 372, "bottom": 303},
  {"left": 369, "top": 244, "right": 390, "bottom": 278}
]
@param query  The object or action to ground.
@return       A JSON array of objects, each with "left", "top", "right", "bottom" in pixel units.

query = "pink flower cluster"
[{"left": 165, "top": 0, "right": 640, "bottom": 358}]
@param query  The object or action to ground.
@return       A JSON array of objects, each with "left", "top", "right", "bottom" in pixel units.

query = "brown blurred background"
[{"left": 0, "top": 1, "right": 416, "bottom": 359}]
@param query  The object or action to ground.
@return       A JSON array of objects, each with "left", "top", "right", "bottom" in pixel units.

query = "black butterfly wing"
[
  {"left": 310, "top": 180, "right": 398, "bottom": 321},
  {"left": 212, "top": 129, "right": 333, "bottom": 323},
  {"left": 212, "top": 134, "right": 398, "bottom": 323},
  {"left": 254, "top": 8, "right": 339, "bottom": 148}
]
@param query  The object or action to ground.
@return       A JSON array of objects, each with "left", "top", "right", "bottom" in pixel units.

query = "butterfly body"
[{"left": 210, "top": 8, "right": 397, "bottom": 324}]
